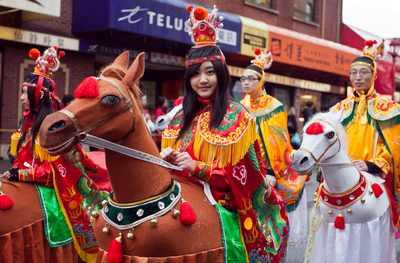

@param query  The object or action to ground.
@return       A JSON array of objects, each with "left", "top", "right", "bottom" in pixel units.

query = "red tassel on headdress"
[
  {"left": 254, "top": 48, "right": 261, "bottom": 56},
  {"left": 371, "top": 183, "right": 383, "bottom": 198},
  {"left": 365, "top": 40, "right": 377, "bottom": 47},
  {"left": 193, "top": 7, "right": 208, "bottom": 20},
  {"left": 334, "top": 214, "right": 345, "bottom": 230},
  {"left": 305, "top": 122, "right": 324, "bottom": 135},
  {"left": 58, "top": 50, "right": 65, "bottom": 59},
  {"left": 179, "top": 200, "right": 197, "bottom": 225},
  {"left": 74, "top": 77, "right": 99, "bottom": 98},
  {"left": 107, "top": 234, "right": 123, "bottom": 263},
  {"left": 29, "top": 48, "right": 41, "bottom": 60},
  {"left": 0, "top": 193, "right": 14, "bottom": 210},
  {"left": 186, "top": 4, "right": 193, "bottom": 13}
]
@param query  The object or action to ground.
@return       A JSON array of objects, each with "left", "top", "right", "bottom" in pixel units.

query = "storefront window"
[
  {"left": 293, "top": 0, "right": 316, "bottom": 23},
  {"left": 244, "top": 0, "right": 276, "bottom": 10}
]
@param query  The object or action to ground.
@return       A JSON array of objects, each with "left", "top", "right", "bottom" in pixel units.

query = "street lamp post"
[{"left": 388, "top": 38, "right": 400, "bottom": 97}]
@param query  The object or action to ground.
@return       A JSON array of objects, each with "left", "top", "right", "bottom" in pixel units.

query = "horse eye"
[
  {"left": 101, "top": 95, "right": 120, "bottom": 107},
  {"left": 325, "top": 131, "right": 335, "bottom": 139}
]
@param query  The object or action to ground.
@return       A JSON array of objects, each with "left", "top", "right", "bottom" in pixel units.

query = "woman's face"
[
  {"left": 20, "top": 85, "right": 29, "bottom": 111},
  {"left": 190, "top": 61, "right": 218, "bottom": 99},
  {"left": 240, "top": 69, "right": 260, "bottom": 95}
]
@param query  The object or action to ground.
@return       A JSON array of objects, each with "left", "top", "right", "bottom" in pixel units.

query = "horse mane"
[{"left": 307, "top": 111, "right": 348, "bottom": 152}]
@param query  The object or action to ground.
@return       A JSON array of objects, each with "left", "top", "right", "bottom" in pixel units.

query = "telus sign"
[{"left": 110, "top": 0, "right": 241, "bottom": 53}]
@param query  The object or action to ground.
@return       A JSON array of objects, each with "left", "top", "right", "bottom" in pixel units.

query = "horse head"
[
  {"left": 292, "top": 111, "right": 347, "bottom": 175},
  {"left": 39, "top": 51, "right": 145, "bottom": 155}
]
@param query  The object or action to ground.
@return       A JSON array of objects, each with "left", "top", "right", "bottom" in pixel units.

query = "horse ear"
[
  {"left": 123, "top": 52, "right": 145, "bottom": 87},
  {"left": 113, "top": 51, "right": 130, "bottom": 70}
]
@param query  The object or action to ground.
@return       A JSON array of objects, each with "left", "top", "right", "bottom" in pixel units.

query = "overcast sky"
[{"left": 342, "top": 0, "right": 400, "bottom": 39}]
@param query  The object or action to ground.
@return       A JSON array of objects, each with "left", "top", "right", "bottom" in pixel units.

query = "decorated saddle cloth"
[
  {"left": 241, "top": 94, "right": 306, "bottom": 211},
  {"left": 162, "top": 101, "right": 289, "bottom": 262},
  {"left": 14, "top": 139, "right": 110, "bottom": 263}
]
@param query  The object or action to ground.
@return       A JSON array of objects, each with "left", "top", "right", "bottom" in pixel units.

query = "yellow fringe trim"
[
  {"left": 51, "top": 165, "right": 97, "bottom": 263},
  {"left": 10, "top": 131, "right": 21, "bottom": 157},
  {"left": 34, "top": 138, "right": 59, "bottom": 162},
  {"left": 193, "top": 120, "right": 257, "bottom": 168}
]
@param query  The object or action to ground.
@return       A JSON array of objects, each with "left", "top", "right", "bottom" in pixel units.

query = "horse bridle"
[
  {"left": 299, "top": 119, "right": 353, "bottom": 169},
  {"left": 57, "top": 76, "right": 183, "bottom": 171}
]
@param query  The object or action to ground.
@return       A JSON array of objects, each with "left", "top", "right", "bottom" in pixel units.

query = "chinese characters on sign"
[
  {"left": 1, "top": 26, "right": 79, "bottom": 51},
  {"left": 269, "top": 32, "right": 356, "bottom": 76}
]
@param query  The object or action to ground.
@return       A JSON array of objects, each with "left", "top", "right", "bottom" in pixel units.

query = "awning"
[
  {"left": 240, "top": 17, "right": 360, "bottom": 76},
  {"left": 0, "top": 0, "right": 60, "bottom": 17},
  {"left": 72, "top": 0, "right": 241, "bottom": 54}
]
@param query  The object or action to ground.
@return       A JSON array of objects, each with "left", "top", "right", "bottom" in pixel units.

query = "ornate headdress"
[
  {"left": 246, "top": 48, "right": 273, "bottom": 77},
  {"left": 351, "top": 40, "right": 384, "bottom": 74},
  {"left": 184, "top": 5, "right": 225, "bottom": 67},
  {"left": 25, "top": 46, "right": 65, "bottom": 107}
]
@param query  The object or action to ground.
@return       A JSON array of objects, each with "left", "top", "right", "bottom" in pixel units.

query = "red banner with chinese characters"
[{"left": 269, "top": 32, "right": 357, "bottom": 76}]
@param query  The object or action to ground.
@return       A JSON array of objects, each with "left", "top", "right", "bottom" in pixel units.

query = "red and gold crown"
[
  {"left": 185, "top": 5, "right": 224, "bottom": 47},
  {"left": 28, "top": 46, "right": 65, "bottom": 79},
  {"left": 251, "top": 48, "right": 273, "bottom": 70},
  {"left": 362, "top": 39, "right": 384, "bottom": 60}
]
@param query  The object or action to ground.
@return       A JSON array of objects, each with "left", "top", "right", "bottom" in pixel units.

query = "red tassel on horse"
[
  {"left": 334, "top": 214, "right": 345, "bottom": 230},
  {"left": 107, "top": 234, "right": 123, "bottom": 263},
  {"left": 179, "top": 200, "right": 197, "bottom": 225},
  {"left": 0, "top": 193, "right": 14, "bottom": 210}
]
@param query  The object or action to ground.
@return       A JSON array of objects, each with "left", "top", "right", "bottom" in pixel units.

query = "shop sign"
[
  {"left": 240, "top": 16, "right": 268, "bottom": 56},
  {"left": 228, "top": 64, "right": 338, "bottom": 94},
  {"left": 265, "top": 73, "right": 332, "bottom": 93},
  {"left": 0, "top": 25, "right": 79, "bottom": 51},
  {"left": 80, "top": 41, "right": 184, "bottom": 67},
  {"left": 73, "top": 0, "right": 241, "bottom": 54},
  {"left": 269, "top": 31, "right": 356, "bottom": 76},
  {"left": 0, "top": 0, "right": 60, "bottom": 17}
]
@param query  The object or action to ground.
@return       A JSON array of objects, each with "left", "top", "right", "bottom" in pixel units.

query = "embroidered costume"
[
  {"left": 162, "top": 5, "right": 289, "bottom": 262},
  {"left": 8, "top": 47, "right": 110, "bottom": 262},
  {"left": 240, "top": 49, "right": 306, "bottom": 210},
  {"left": 330, "top": 41, "right": 400, "bottom": 226}
]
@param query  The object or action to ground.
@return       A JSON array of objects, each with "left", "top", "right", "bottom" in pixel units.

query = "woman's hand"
[{"left": 175, "top": 152, "right": 197, "bottom": 173}]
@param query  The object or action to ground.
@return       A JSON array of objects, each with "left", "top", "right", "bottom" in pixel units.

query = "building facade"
[{"left": 0, "top": 0, "right": 358, "bottom": 158}]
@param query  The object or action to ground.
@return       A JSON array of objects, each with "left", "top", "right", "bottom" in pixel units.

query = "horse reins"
[
  {"left": 299, "top": 119, "right": 354, "bottom": 169},
  {"left": 57, "top": 76, "right": 183, "bottom": 172}
]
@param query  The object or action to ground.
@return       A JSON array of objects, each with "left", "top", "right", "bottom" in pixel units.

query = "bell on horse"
[{"left": 291, "top": 112, "right": 397, "bottom": 263}]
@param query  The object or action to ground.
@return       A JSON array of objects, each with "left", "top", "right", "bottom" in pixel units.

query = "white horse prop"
[{"left": 291, "top": 112, "right": 397, "bottom": 263}]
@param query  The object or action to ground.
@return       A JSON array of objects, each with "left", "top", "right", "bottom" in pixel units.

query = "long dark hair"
[
  {"left": 22, "top": 73, "right": 61, "bottom": 148},
  {"left": 179, "top": 46, "right": 230, "bottom": 137}
]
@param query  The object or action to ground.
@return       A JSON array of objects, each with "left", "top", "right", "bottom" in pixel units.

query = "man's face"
[{"left": 349, "top": 64, "right": 373, "bottom": 94}]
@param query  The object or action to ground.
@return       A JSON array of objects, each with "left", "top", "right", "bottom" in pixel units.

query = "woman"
[
  {"left": 5, "top": 46, "right": 109, "bottom": 262},
  {"left": 162, "top": 5, "right": 288, "bottom": 262},
  {"left": 240, "top": 49, "right": 308, "bottom": 259}
]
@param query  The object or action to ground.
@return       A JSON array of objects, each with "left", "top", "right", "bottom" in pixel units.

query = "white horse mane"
[{"left": 306, "top": 111, "right": 348, "bottom": 152}]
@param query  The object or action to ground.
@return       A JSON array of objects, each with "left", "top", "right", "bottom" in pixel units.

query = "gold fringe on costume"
[
  {"left": 34, "top": 138, "right": 59, "bottom": 162},
  {"left": 10, "top": 131, "right": 21, "bottom": 157},
  {"left": 193, "top": 120, "right": 257, "bottom": 168}
]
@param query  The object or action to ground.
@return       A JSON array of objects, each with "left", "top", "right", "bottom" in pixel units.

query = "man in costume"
[
  {"left": 330, "top": 40, "right": 400, "bottom": 226},
  {"left": 240, "top": 50, "right": 308, "bottom": 257},
  {"left": 5, "top": 46, "right": 110, "bottom": 262},
  {"left": 162, "top": 5, "right": 288, "bottom": 262}
]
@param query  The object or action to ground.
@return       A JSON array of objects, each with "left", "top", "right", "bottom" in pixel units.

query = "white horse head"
[{"left": 292, "top": 111, "right": 347, "bottom": 175}]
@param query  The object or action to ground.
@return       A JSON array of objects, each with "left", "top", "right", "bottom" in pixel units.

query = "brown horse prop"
[
  {"left": 39, "top": 52, "right": 224, "bottom": 262},
  {"left": 0, "top": 182, "right": 79, "bottom": 262}
]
